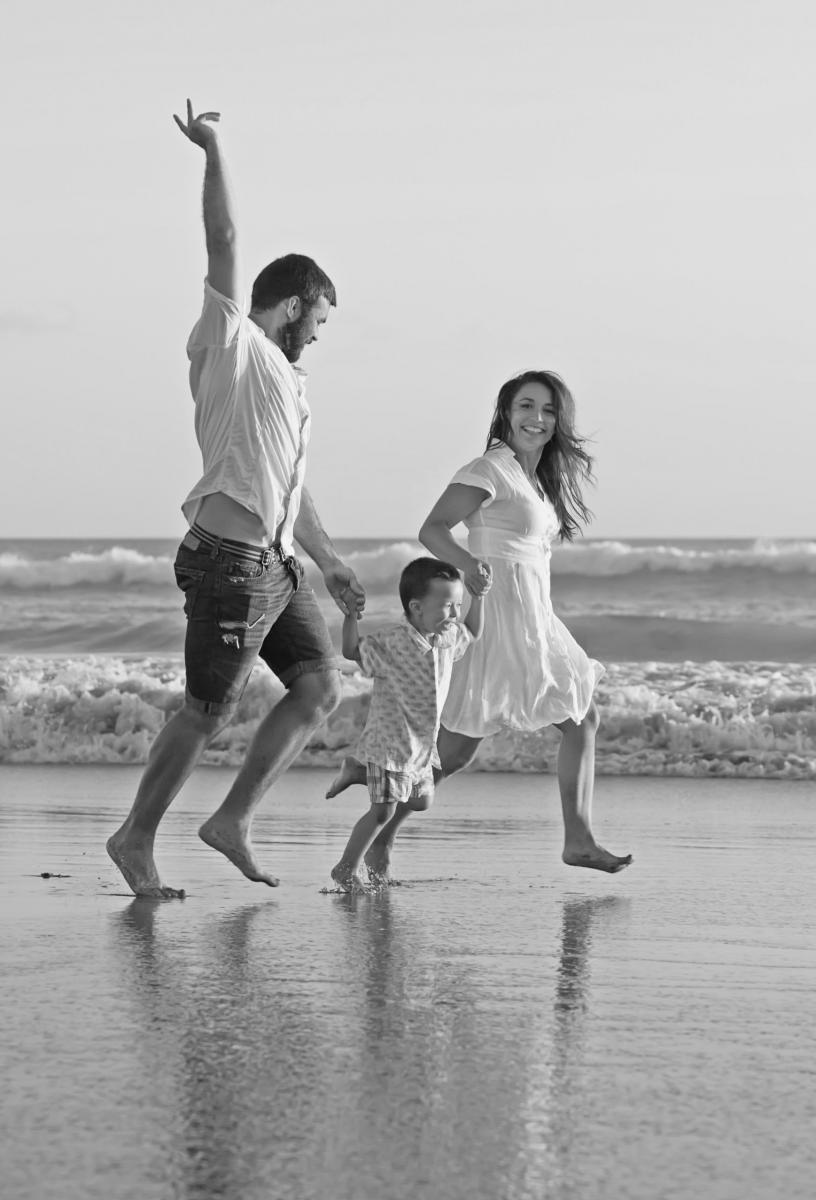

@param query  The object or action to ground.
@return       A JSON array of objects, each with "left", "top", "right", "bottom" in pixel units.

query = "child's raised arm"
[
  {"left": 464, "top": 592, "right": 485, "bottom": 641},
  {"left": 342, "top": 611, "right": 362, "bottom": 663}
]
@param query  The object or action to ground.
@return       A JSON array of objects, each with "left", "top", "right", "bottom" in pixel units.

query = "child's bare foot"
[
  {"left": 364, "top": 844, "right": 396, "bottom": 886},
  {"left": 106, "top": 829, "right": 185, "bottom": 899},
  {"left": 198, "top": 817, "right": 280, "bottom": 886},
  {"left": 562, "top": 845, "right": 633, "bottom": 874},
  {"left": 330, "top": 863, "right": 370, "bottom": 894},
  {"left": 325, "top": 756, "right": 366, "bottom": 798}
]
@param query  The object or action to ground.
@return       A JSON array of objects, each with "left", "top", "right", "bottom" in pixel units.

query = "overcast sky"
[{"left": 1, "top": 0, "right": 813, "bottom": 539}]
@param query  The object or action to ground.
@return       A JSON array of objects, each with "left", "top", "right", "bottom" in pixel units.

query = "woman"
[{"left": 329, "top": 370, "right": 631, "bottom": 881}]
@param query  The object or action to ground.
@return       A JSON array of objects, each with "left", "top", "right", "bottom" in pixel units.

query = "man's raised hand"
[{"left": 173, "top": 99, "right": 220, "bottom": 148}]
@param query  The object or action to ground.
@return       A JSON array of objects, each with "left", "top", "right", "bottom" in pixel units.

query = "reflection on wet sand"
[
  {"left": 6, "top": 773, "right": 815, "bottom": 1200},
  {"left": 110, "top": 890, "right": 631, "bottom": 1200},
  {"left": 115, "top": 899, "right": 322, "bottom": 1200},
  {"left": 506, "top": 896, "right": 632, "bottom": 1198}
]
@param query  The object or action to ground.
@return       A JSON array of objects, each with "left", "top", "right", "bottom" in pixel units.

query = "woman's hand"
[{"left": 463, "top": 557, "right": 492, "bottom": 596}]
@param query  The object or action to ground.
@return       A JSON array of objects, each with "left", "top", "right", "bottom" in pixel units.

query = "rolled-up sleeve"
[{"left": 187, "top": 280, "right": 245, "bottom": 353}]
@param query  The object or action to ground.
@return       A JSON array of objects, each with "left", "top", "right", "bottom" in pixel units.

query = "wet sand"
[{"left": 2, "top": 766, "right": 815, "bottom": 1200}]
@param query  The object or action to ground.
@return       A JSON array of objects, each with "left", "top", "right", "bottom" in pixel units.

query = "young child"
[{"left": 330, "top": 557, "right": 485, "bottom": 892}]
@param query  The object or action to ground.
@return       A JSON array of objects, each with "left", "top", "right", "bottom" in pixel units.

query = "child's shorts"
[{"left": 366, "top": 762, "right": 435, "bottom": 806}]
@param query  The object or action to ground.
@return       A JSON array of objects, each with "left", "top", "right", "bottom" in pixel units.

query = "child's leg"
[
  {"left": 326, "top": 727, "right": 482, "bottom": 799},
  {"left": 331, "top": 800, "right": 396, "bottom": 892},
  {"left": 556, "top": 703, "right": 632, "bottom": 873},
  {"left": 325, "top": 756, "right": 366, "bottom": 798},
  {"left": 365, "top": 730, "right": 482, "bottom": 882}
]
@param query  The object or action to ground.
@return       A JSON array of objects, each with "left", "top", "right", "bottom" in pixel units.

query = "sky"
[{"left": 1, "top": 0, "right": 814, "bottom": 539}]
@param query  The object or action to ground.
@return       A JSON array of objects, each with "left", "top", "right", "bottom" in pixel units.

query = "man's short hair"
[
  {"left": 399, "top": 558, "right": 462, "bottom": 615},
  {"left": 251, "top": 253, "right": 337, "bottom": 313}
]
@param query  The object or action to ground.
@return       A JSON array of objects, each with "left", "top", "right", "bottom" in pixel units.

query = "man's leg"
[
  {"left": 364, "top": 728, "right": 482, "bottom": 883},
  {"left": 107, "top": 704, "right": 230, "bottom": 898},
  {"left": 199, "top": 669, "right": 343, "bottom": 885},
  {"left": 108, "top": 536, "right": 298, "bottom": 898}
]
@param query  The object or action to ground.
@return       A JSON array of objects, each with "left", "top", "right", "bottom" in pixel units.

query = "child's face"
[{"left": 409, "top": 579, "right": 464, "bottom": 636}]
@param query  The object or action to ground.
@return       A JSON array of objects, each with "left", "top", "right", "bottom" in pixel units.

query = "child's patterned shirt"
[{"left": 357, "top": 618, "right": 473, "bottom": 773}]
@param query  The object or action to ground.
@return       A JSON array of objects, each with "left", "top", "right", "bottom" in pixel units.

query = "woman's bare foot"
[
  {"left": 364, "top": 844, "right": 396, "bottom": 887},
  {"left": 325, "top": 756, "right": 366, "bottom": 798},
  {"left": 198, "top": 817, "right": 280, "bottom": 886},
  {"left": 330, "top": 862, "right": 370, "bottom": 894},
  {"left": 106, "top": 829, "right": 185, "bottom": 899},
  {"left": 562, "top": 845, "right": 633, "bottom": 874}
]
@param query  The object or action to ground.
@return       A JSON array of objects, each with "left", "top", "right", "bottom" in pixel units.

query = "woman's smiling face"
[{"left": 505, "top": 381, "right": 557, "bottom": 455}]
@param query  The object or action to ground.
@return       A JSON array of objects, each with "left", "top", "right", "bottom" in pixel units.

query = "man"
[{"left": 107, "top": 100, "right": 364, "bottom": 899}]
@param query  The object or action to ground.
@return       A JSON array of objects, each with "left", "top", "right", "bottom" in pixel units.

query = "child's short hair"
[{"left": 399, "top": 557, "right": 462, "bottom": 615}]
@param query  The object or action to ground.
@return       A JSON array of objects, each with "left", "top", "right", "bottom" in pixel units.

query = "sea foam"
[{"left": 1, "top": 656, "right": 813, "bottom": 778}]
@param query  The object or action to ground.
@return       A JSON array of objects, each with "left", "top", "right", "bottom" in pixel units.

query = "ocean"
[{"left": 1, "top": 535, "right": 814, "bottom": 778}]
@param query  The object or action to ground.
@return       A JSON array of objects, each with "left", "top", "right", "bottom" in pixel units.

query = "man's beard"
[{"left": 279, "top": 311, "right": 310, "bottom": 363}]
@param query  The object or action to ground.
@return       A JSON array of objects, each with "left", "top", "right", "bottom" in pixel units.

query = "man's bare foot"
[
  {"left": 364, "top": 844, "right": 395, "bottom": 887},
  {"left": 330, "top": 863, "right": 370, "bottom": 894},
  {"left": 562, "top": 846, "right": 633, "bottom": 874},
  {"left": 106, "top": 830, "right": 185, "bottom": 899},
  {"left": 325, "top": 756, "right": 366, "bottom": 799},
  {"left": 198, "top": 817, "right": 279, "bottom": 887}
]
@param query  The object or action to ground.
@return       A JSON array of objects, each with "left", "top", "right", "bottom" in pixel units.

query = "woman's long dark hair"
[{"left": 486, "top": 370, "right": 594, "bottom": 541}]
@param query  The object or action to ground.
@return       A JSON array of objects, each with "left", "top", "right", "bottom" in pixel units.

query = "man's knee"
[
  {"left": 289, "top": 669, "right": 343, "bottom": 723},
  {"left": 372, "top": 801, "right": 396, "bottom": 825},
  {"left": 179, "top": 701, "right": 233, "bottom": 740}
]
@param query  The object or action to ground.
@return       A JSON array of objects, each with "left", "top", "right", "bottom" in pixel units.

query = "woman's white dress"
[{"left": 443, "top": 442, "right": 603, "bottom": 738}]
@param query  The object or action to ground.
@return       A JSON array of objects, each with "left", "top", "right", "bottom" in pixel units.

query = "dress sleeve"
[
  {"left": 358, "top": 633, "right": 389, "bottom": 679},
  {"left": 449, "top": 455, "right": 498, "bottom": 502},
  {"left": 187, "top": 280, "right": 245, "bottom": 352}
]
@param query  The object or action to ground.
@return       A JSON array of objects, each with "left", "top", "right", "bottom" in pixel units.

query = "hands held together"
[
  {"left": 324, "top": 564, "right": 366, "bottom": 618},
  {"left": 463, "top": 557, "right": 492, "bottom": 597}
]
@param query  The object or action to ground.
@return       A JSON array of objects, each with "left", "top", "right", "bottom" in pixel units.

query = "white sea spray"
[{"left": 1, "top": 656, "right": 813, "bottom": 778}]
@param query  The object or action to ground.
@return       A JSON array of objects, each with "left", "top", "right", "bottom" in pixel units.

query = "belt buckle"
[{"left": 261, "top": 548, "right": 273, "bottom": 567}]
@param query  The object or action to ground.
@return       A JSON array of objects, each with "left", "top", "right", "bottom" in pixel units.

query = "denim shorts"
[{"left": 174, "top": 531, "right": 339, "bottom": 716}]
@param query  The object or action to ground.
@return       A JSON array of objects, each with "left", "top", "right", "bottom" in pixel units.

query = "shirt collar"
[
  {"left": 251, "top": 323, "right": 309, "bottom": 381},
  {"left": 402, "top": 616, "right": 436, "bottom": 654}
]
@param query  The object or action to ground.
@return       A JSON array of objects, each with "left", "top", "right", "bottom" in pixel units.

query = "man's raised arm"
[{"left": 173, "top": 99, "right": 239, "bottom": 301}]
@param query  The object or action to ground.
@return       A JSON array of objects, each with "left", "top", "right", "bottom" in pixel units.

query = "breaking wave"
[
  {"left": 2, "top": 655, "right": 813, "bottom": 779},
  {"left": 2, "top": 538, "right": 815, "bottom": 592}
]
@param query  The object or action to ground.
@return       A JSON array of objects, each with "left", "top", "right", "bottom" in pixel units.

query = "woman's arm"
[{"left": 419, "top": 484, "right": 492, "bottom": 595}]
